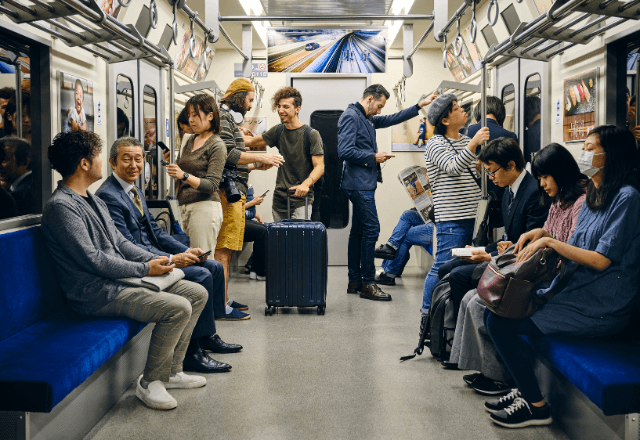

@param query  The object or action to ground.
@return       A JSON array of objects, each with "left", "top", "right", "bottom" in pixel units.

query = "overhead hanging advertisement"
[{"left": 267, "top": 28, "right": 387, "bottom": 73}]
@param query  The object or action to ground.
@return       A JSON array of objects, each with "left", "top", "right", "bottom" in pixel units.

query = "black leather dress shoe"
[
  {"left": 360, "top": 283, "right": 392, "bottom": 301},
  {"left": 183, "top": 348, "right": 231, "bottom": 373},
  {"left": 374, "top": 243, "right": 397, "bottom": 260},
  {"left": 200, "top": 334, "right": 243, "bottom": 354},
  {"left": 347, "top": 281, "right": 362, "bottom": 294},
  {"left": 375, "top": 271, "right": 396, "bottom": 286}
]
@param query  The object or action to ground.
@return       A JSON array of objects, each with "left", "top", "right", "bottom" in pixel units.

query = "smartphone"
[
  {"left": 160, "top": 159, "right": 170, "bottom": 166},
  {"left": 157, "top": 141, "right": 169, "bottom": 152},
  {"left": 260, "top": 189, "right": 270, "bottom": 198},
  {"left": 197, "top": 250, "right": 212, "bottom": 259}
]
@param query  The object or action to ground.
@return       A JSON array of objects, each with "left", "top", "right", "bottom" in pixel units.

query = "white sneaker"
[
  {"left": 136, "top": 376, "right": 177, "bottom": 410},
  {"left": 256, "top": 274, "right": 266, "bottom": 281},
  {"left": 249, "top": 271, "right": 257, "bottom": 280},
  {"left": 164, "top": 372, "right": 207, "bottom": 389}
]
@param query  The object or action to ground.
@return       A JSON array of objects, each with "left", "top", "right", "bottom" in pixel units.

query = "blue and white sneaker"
[
  {"left": 229, "top": 300, "right": 248, "bottom": 311},
  {"left": 217, "top": 308, "right": 250, "bottom": 321}
]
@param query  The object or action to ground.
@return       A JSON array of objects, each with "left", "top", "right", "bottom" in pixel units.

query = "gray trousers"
[
  {"left": 449, "top": 289, "right": 511, "bottom": 382},
  {"left": 90, "top": 280, "right": 207, "bottom": 382},
  {"left": 272, "top": 205, "right": 312, "bottom": 221}
]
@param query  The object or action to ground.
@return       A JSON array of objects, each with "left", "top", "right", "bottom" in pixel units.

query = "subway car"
[{"left": 0, "top": 0, "right": 639, "bottom": 439}]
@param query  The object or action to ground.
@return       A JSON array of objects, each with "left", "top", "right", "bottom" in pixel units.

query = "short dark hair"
[
  {"left": 524, "top": 96, "right": 541, "bottom": 125},
  {"left": 48, "top": 130, "right": 103, "bottom": 178},
  {"left": 473, "top": 96, "right": 506, "bottom": 127},
  {"left": 434, "top": 101, "right": 455, "bottom": 136},
  {"left": 0, "top": 87, "right": 14, "bottom": 100},
  {"left": 185, "top": 94, "right": 220, "bottom": 134},
  {"left": 5, "top": 93, "right": 30, "bottom": 134},
  {"left": 478, "top": 136, "right": 525, "bottom": 172},
  {"left": 271, "top": 87, "right": 302, "bottom": 112},
  {"left": 116, "top": 107, "right": 130, "bottom": 137},
  {"left": 631, "top": 95, "right": 636, "bottom": 107},
  {"left": 585, "top": 125, "right": 640, "bottom": 211},
  {"left": 362, "top": 84, "right": 390, "bottom": 100},
  {"left": 531, "top": 143, "right": 585, "bottom": 209},
  {"left": 0, "top": 136, "right": 31, "bottom": 170},
  {"left": 177, "top": 106, "right": 189, "bottom": 126}
]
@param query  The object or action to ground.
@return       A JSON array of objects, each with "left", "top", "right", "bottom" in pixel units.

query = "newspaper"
[{"left": 397, "top": 166, "right": 433, "bottom": 224}]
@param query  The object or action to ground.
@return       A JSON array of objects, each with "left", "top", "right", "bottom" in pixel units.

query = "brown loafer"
[
  {"left": 360, "top": 283, "right": 392, "bottom": 301},
  {"left": 347, "top": 281, "right": 362, "bottom": 294}
]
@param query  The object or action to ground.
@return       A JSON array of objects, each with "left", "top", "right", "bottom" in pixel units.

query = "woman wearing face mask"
[{"left": 481, "top": 126, "right": 640, "bottom": 429}]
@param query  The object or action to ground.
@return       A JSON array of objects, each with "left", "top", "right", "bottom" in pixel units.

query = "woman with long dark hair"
[{"left": 482, "top": 126, "right": 640, "bottom": 428}]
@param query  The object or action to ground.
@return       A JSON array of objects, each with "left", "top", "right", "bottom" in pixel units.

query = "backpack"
[{"left": 428, "top": 276, "right": 457, "bottom": 362}]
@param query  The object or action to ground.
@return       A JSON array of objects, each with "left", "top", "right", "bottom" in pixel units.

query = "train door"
[
  {"left": 108, "top": 60, "right": 165, "bottom": 200},
  {"left": 289, "top": 75, "right": 369, "bottom": 265},
  {"left": 495, "top": 58, "right": 519, "bottom": 137}
]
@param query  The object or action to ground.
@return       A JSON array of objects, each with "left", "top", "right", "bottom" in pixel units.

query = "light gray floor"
[{"left": 85, "top": 266, "right": 570, "bottom": 440}]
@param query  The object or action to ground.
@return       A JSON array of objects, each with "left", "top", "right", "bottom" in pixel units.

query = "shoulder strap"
[
  {"left": 274, "top": 123, "right": 285, "bottom": 149},
  {"left": 303, "top": 125, "right": 313, "bottom": 159},
  {"left": 443, "top": 136, "right": 481, "bottom": 190}
]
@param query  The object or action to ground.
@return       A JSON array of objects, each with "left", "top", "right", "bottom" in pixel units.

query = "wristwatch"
[{"left": 181, "top": 172, "right": 190, "bottom": 181}]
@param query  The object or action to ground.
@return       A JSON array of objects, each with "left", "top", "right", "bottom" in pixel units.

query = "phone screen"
[{"left": 260, "top": 190, "right": 269, "bottom": 198}]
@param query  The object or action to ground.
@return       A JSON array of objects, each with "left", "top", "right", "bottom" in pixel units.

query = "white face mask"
[{"left": 577, "top": 150, "right": 605, "bottom": 178}]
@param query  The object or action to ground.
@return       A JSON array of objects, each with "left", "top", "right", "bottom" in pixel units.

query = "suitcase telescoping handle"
[{"left": 287, "top": 188, "right": 309, "bottom": 220}]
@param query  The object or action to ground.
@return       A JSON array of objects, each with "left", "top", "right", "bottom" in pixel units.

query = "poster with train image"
[{"left": 267, "top": 28, "right": 386, "bottom": 73}]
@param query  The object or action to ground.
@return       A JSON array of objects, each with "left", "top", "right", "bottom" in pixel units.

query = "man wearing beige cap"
[{"left": 215, "top": 78, "right": 284, "bottom": 320}]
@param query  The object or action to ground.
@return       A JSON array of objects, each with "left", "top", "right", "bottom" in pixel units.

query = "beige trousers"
[{"left": 181, "top": 200, "right": 223, "bottom": 260}]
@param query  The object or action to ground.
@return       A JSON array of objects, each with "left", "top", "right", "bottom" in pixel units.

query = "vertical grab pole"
[
  {"left": 480, "top": 61, "right": 487, "bottom": 197},
  {"left": 15, "top": 63, "right": 22, "bottom": 138},
  {"left": 636, "top": 58, "right": 639, "bottom": 146},
  {"left": 169, "top": 62, "right": 176, "bottom": 199}
]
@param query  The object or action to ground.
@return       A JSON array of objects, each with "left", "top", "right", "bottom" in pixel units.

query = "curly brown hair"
[{"left": 271, "top": 87, "right": 302, "bottom": 112}]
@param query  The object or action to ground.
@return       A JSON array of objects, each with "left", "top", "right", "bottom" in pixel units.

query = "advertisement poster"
[
  {"left": 391, "top": 115, "right": 432, "bottom": 152},
  {"left": 445, "top": 45, "right": 465, "bottom": 82},
  {"left": 268, "top": 28, "right": 386, "bottom": 73},
  {"left": 98, "top": 0, "right": 121, "bottom": 19},
  {"left": 59, "top": 71, "right": 94, "bottom": 133},
  {"left": 563, "top": 69, "right": 597, "bottom": 142},
  {"left": 461, "top": 27, "right": 483, "bottom": 71},
  {"left": 175, "top": 24, "right": 205, "bottom": 80}
]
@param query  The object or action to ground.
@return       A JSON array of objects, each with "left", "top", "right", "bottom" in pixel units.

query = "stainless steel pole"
[
  {"left": 480, "top": 62, "right": 487, "bottom": 197},
  {"left": 169, "top": 63, "right": 176, "bottom": 199},
  {"left": 15, "top": 63, "right": 21, "bottom": 138}
]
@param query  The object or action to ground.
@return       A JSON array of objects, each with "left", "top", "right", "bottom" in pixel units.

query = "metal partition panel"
[{"left": 288, "top": 74, "right": 369, "bottom": 265}]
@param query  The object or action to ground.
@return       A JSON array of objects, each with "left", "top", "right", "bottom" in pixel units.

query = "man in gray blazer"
[{"left": 41, "top": 130, "right": 207, "bottom": 411}]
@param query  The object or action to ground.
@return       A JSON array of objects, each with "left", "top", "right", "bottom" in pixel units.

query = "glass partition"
[
  {"left": 116, "top": 75, "right": 134, "bottom": 138},
  {"left": 143, "top": 85, "right": 158, "bottom": 199},
  {"left": 501, "top": 84, "right": 516, "bottom": 134},
  {"left": 524, "top": 74, "right": 541, "bottom": 163}
]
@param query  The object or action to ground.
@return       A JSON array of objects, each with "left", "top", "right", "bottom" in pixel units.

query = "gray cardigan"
[{"left": 41, "top": 182, "right": 157, "bottom": 315}]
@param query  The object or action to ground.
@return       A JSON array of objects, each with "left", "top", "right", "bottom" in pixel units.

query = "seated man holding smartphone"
[{"left": 97, "top": 137, "right": 243, "bottom": 374}]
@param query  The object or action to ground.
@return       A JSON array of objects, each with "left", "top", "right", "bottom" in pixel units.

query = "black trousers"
[{"left": 244, "top": 219, "right": 267, "bottom": 276}]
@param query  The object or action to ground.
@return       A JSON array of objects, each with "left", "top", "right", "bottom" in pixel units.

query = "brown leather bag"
[{"left": 477, "top": 244, "right": 573, "bottom": 319}]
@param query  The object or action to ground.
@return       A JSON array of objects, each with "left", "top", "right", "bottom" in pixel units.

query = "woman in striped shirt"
[{"left": 421, "top": 94, "right": 490, "bottom": 323}]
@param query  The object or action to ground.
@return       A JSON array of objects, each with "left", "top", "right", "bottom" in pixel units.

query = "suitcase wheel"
[
  {"left": 317, "top": 306, "right": 325, "bottom": 315},
  {"left": 265, "top": 306, "right": 276, "bottom": 316},
  {"left": 264, "top": 307, "right": 269, "bottom": 316}
]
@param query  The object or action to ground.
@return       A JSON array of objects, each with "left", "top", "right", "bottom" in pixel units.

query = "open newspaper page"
[{"left": 397, "top": 166, "right": 433, "bottom": 224}]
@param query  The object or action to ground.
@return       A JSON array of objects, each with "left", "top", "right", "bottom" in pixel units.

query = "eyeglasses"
[{"left": 484, "top": 166, "right": 501, "bottom": 178}]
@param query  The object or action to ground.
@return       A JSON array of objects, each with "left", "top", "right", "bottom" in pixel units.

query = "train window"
[
  {"left": 0, "top": 38, "right": 38, "bottom": 220},
  {"left": 502, "top": 84, "right": 516, "bottom": 133},
  {"left": 524, "top": 74, "right": 542, "bottom": 163},
  {"left": 116, "top": 75, "right": 134, "bottom": 138},
  {"left": 143, "top": 85, "right": 158, "bottom": 199}
]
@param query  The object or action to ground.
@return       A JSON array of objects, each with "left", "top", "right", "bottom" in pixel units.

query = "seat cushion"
[
  {"left": 524, "top": 335, "right": 640, "bottom": 416},
  {"left": 0, "top": 308, "right": 147, "bottom": 412}
]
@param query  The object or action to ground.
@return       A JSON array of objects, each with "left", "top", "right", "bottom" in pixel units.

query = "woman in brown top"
[{"left": 164, "top": 94, "right": 226, "bottom": 259}]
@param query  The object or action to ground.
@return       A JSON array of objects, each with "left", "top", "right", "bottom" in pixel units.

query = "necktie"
[
  {"left": 130, "top": 187, "right": 143, "bottom": 216},
  {"left": 507, "top": 188, "right": 514, "bottom": 213}
]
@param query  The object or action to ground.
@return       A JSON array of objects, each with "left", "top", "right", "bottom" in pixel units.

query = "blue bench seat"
[
  {"left": 0, "top": 226, "right": 146, "bottom": 413},
  {"left": 523, "top": 334, "right": 640, "bottom": 416}
]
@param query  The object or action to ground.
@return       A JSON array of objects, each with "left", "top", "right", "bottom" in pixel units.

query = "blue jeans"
[
  {"left": 344, "top": 189, "right": 380, "bottom": 284},
  {"left": 484, "top": 309, "right": 544, "bottom": 403},
  {"left": 382, "top": 210, "right": 433, "bottom": 276},
  {"left": 421, "top": 219, "right": 474, "bottom": 313}
]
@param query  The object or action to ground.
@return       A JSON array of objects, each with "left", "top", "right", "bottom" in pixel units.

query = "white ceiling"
[{"left": 188, "top": 0, "right": 442, "bottom": 52}]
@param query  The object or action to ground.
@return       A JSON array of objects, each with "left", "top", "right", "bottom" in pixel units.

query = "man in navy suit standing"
[
  {"left": 97, "top": 137, "right": 242, "bottom": 374},
  {"left": 337, "top": 85, "right": 437, "bottom": 301}
]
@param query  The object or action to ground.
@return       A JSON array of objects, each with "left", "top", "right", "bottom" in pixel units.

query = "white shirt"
[
  {"left": 112, "top": 171, "right": 136, "bottom": 200},
  {"left": 509, "top": 169, "right": 527, "bottom": 198},
  {"left": 67, "top": 106, "right": 86, "bottom": 132}
]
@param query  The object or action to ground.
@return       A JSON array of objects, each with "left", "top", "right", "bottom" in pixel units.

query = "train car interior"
[{"left": 0, "top": 1, "right": 639, "bottom": 439}]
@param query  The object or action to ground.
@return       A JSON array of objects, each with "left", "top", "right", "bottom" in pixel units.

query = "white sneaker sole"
[
  {"left": 490, "top": 416, "right": 553, "bottom": 428},
  {"left": 164, "top": 377, "right": 207, "bottom": 389},
  {"left": 135, "top": 387, "right": 177, "bottom": 410}
]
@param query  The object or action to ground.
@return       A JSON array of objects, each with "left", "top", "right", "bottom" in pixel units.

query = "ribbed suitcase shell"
[{"left": 265, "top": 221, "right": 328, "bottom": 314}]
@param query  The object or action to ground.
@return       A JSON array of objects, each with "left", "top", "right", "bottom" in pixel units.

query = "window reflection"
[
  {"left": 143, "top": 85, "right": 158, "bottom": 199},
  {"left": 524, "top": 74, "right": 542, "bottom": 164},
  {"left": 116, "top": 75, "right": 134, "bottom": 138},
  {"left": 502, "top": 84, "right": 516, "bottom": 133}
]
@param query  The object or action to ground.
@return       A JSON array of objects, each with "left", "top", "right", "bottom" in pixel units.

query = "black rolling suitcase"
[{"left": 265, "top": 193, "right": 328, "bottom": 316}]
